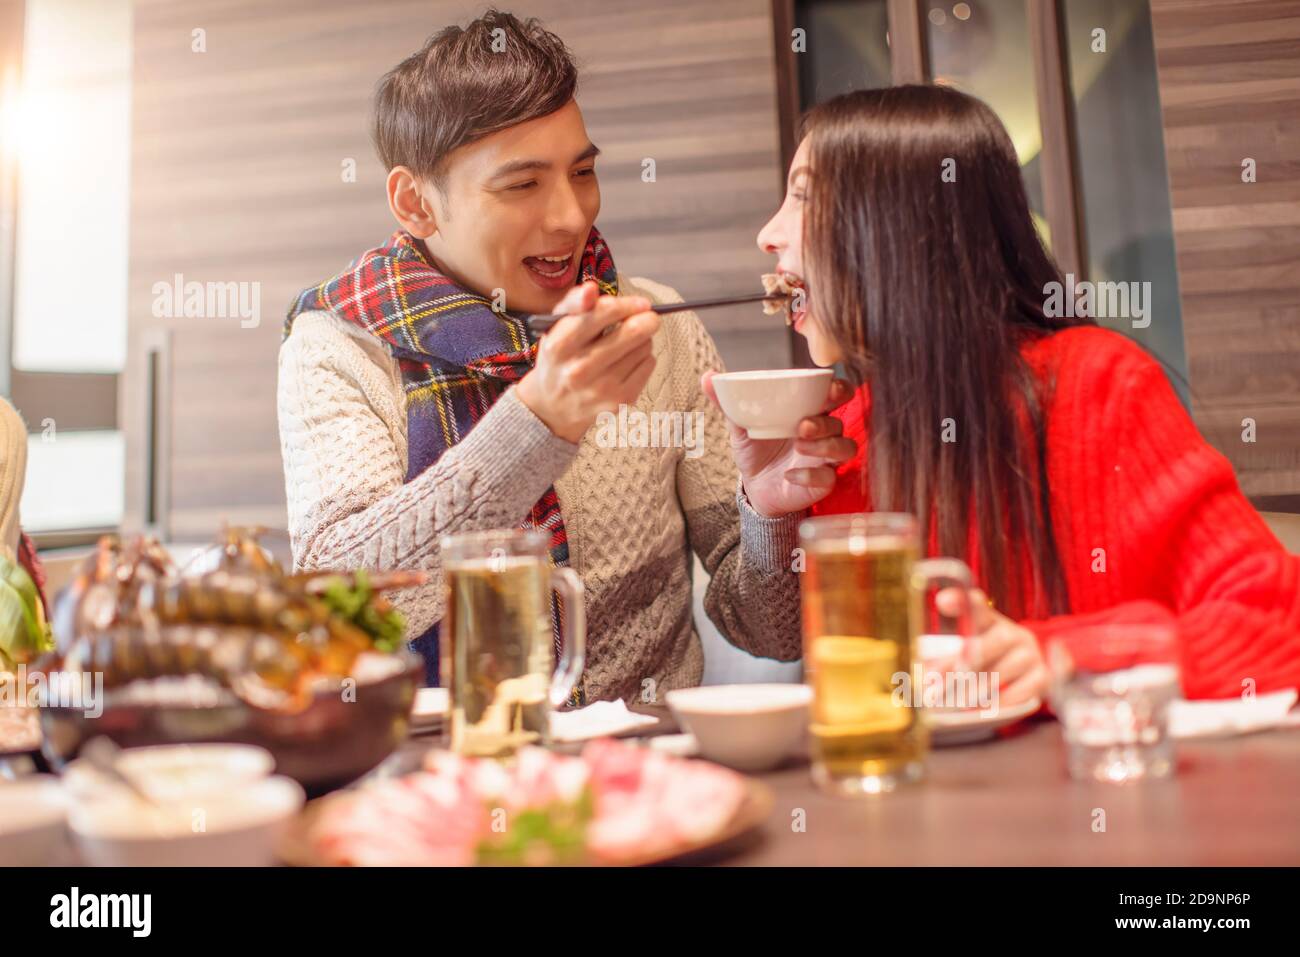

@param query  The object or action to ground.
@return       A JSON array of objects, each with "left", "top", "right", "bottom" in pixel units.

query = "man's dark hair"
[{"left": 372, "top": 9, "right": 578, "bottom": 189}]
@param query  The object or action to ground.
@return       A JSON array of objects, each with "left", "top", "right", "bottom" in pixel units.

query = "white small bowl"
[
  {"left": 917, "top": 634, "right": 981, "bottom": 714},
  {"left": 70, "top": 774, "right": 304, "bottom": 867},
  {"left": 666, "top": 683, "right": 812, "bottom": 771},
  {"left": 918, "top": 634, "right": 966, "bottom": 670},
  {"left": 0, "top": 776, "right": 69, "bottom": 866},
  {"left": 710, "top": 369, "right": 834, "bottom": 439},
  {"left": 63, "top": 743, "right": 275, "bottom": 803}
]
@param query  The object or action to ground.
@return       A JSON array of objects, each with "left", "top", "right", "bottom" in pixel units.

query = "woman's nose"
[{"left": 757, "top": 216, "right": 782, "bottom": 255}]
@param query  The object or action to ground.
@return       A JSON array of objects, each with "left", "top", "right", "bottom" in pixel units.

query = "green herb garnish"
[{"left": 319, "top": 570, "right": 407, "bottom": 653}]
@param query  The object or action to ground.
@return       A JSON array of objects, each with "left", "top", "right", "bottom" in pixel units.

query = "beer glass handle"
[
  {"left": 912, "top": 558, "right": 977, "bottom": 660},
  {"left": 549, "top": 567, "right": 586, "bottom": 709}
]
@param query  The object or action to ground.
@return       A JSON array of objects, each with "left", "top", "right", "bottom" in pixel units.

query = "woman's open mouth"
[
  {"left": 761, "top": 271, "right": 808, "bottom": 327},
  {"left": 523, "top": 253, "right": 578, "bottom": 290}
]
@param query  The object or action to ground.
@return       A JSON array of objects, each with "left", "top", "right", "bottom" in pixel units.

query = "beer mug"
[
  {"left": 439, "top": 528, "right": 586, "bottom": 758},
  {"left": 798, "top": 513, "right": 975, "bottom": 795}
]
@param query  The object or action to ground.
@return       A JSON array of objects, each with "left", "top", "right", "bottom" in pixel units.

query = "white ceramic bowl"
[
  {"left": 666, "top": 683, "right": 812, "bottom": 772},
  {"left": 918, "top": 634, "right": 966, "bottom": 670},
  {"left": 70, "top": 774, "right": 304, "bottom": 867},
  {"left": 63, "top": 743, "right": 275, "bottom": 803},
  {"left": 710, "top": 369, "right": 834, "bottom": 439},
  {"left": 0, "top": 776, "right": 69, "bottom": 866}
]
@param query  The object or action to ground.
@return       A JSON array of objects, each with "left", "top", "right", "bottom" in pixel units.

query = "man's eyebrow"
[
  {"left": 487, "top": 144, "right": 600, "bottom": 181},
  {"left": 487, "top": 157, "right": 550, "bottom": 180}
]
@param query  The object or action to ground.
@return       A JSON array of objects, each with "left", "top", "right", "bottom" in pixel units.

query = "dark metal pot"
[{"left": 38, "top": 652, "right": 423, "bottom": 797}]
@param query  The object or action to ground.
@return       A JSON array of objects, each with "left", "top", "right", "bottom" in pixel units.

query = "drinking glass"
[
  {"left": 1046, "top": 623, "right": 1180, "bottom": 782},
  {"left": 798, "top": 513, "right": 975, "bottom": 795},
  {"left": 439, "top": 529, "right": 585, "bottom": 758}
]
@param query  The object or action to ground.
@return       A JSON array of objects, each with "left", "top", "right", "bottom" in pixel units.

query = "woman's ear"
[{"left": 386, "top": 166, "right": 438, "bottom": 238}]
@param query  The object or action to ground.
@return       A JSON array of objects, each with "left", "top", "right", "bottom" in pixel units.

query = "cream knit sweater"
[
  {"left": 277, "top": 275, "right": 803, "bottom": 702},
  {"left": 0, "top": 399, "right": 27, "bottom": 562}
]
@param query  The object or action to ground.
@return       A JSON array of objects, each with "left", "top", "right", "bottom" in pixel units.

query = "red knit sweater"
[{"left": 811, "top": 326, "right": 1300, "bottom": 700}]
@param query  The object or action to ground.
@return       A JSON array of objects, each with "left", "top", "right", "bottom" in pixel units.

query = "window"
[
  {"left": 1061, "top": 0, "right": 1187, "bottom": 379},
  {"left": 1, "top": 0, "right": 132, "bottom": 537},
  {"left": 925, "top": 0, "right": 1049, "bottom": 236},
  {"left": 781, "top": 0, "right": 1189, "bottom": 391},
  {"left": 796, "top": 0, "right": 893, "bottom": 105}
]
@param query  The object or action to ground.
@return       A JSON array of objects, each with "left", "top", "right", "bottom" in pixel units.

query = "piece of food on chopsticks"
[
  {"left": 40, "top": 528, "right": 425, "bottom": 713},
  {"left": 760, "top": 272, "right": 803, "bottom": 323},
  {"left": 306, "top": 738, "right": 749, "bottom": 866}
]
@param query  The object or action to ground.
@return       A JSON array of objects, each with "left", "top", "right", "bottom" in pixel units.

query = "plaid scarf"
[{"left": 286, "top": 228, "right": 618, "bottom": 687}]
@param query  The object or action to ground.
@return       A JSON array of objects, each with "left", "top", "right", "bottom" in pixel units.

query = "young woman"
[{"left": 751, "top": 84, "right": 1300, "bottom": 704}]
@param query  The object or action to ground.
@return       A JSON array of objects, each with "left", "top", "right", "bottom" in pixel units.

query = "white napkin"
[
  {"left": 549, "top": 700, "right": 659, "bottom": 742},
  {"left": 410, "top": 692, "right": 659, "bottom": 743},
  {"left": 647, "top": 733, "right": 700, "bottom": 757},
  {"left": 411, "top": 687, "right": 449, "bottom": 721},
  {"left": 1168, "top": 689, "right": 1299, "bottom": 739}
]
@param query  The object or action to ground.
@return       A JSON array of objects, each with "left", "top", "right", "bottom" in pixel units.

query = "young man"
[{"left": 277, "top": 11, "right": 855, "bottom": 701}]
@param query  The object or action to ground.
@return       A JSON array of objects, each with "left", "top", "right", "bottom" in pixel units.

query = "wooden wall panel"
[
  {"left": 124, "top": 0, "right": 788, "bottom": 537},
  {"left": 1149, "top": 0, "right": 1300, "bottom": 501}
]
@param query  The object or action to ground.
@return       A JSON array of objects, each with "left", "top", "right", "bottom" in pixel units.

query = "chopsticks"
[{"left": 524, "top": 292, "right": 788, "bottom": 336}]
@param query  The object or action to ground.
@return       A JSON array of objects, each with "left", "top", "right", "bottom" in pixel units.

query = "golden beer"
[
  {"left": 440, "top": 530, "right": 585, "bottom": 759},
  {"left": 799, "top": 514, "right": 974, "bottom": 794}
]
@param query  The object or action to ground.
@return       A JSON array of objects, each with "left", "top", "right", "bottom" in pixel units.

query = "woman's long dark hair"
[{"left": 802, "top": 85, "right": 1092, "bottom": 619}]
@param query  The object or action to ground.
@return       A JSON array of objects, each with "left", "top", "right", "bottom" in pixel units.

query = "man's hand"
[
  {"left": 516, "top": 281, "right": 660, "bottom": 444},
  {"left": 701, "top": 370, "right": 856, "bottom": 517}
]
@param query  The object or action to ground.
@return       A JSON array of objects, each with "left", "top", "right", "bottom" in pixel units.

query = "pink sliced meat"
[
  {"left": 309, "top": 738, "right": 746, "bottom": 866},
  {"left": 312, "top": 771, "right": 487, "bottom": 867}
]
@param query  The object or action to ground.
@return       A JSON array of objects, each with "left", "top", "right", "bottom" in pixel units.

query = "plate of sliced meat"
[{"left": 278, "top": 738, "right": 772, "bottom": 867}]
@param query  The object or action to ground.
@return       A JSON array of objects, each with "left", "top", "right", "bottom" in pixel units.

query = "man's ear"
[{"left": 386, "top": 166, "right": 439, "bottom": 238}]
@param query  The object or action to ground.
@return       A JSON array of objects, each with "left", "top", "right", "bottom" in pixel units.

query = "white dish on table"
[
  {"left": 647, "top": 733, "right": 700, "bottom": 758},
  {"left": 411, "top": 687, "right": 449, "bottom": 731},
  {"left": 927, "top": 697, "right": 1042, "bottom": 746},
  {"left": 666, "top": 683, "right": 812, "bottom": 771},
  {"left": 63, "top": 743, "right": 275, "bottom": 803},
  {"left": 0, "top": 775, "right": 68, "bottom": 866},
  {"left": 917, "top": 633, "right": 981, "bottom": 714},
  {"left": 916, "top": 633, "right": 1041, "bottom": 743},
  {"left": 410, "top": 690, "right": 660, "bottom": 742},
  {"left": 70, "top": 774, "right": 304, "bottom": 867},
  {"left": 918, "top": 633, "right": 966, "bottom": 671}
]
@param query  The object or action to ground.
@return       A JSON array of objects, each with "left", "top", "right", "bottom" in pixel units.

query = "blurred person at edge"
[
  {"left": 277, "top": 11, "right": 856, "bottom": 699},
  {"left": 729, "top": 84, "right": 1300, "bottom": 705},
  {"left": 0, "top": 398, "right": 52, "bottom": 673}
]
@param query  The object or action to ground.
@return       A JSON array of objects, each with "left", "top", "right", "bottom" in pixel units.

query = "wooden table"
[
  {"left": 724, "top": 717, "right": 1300, "bottom": 866},
  {"left": 395, "top": 710, "right": 1300, "bottom": 866}
]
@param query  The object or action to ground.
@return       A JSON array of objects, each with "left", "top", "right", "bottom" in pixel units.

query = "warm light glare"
[
  {"left": 6, "top": 85, "right": 63, "bottom": 171},
  {"left": 12, "top": 0, "right": 132, "bottom": 374},
  {"left": 0, "top": 67, "right": 19, "bottom": 164}
]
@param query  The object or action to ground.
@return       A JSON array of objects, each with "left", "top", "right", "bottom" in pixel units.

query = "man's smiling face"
[{"left": 418, "top": 99, "right": 601, "bottom": 316}]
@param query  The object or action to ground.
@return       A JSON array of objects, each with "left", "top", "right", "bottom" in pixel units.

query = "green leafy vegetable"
[
  {"left": 318, "top": 570, "right": 407, "bottom": 653},
  {"left": 475, "top": 790, "right": 594, "bottom": 866}
]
